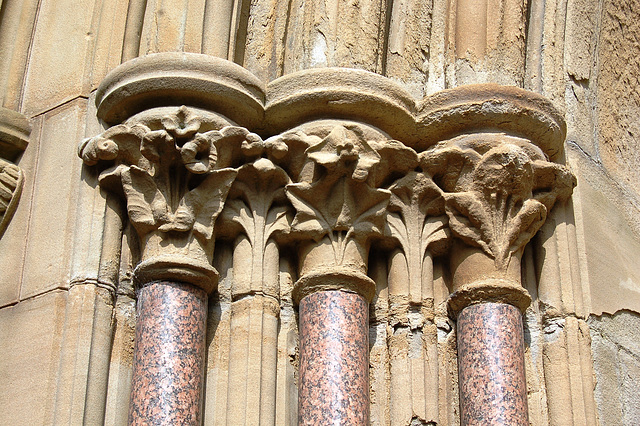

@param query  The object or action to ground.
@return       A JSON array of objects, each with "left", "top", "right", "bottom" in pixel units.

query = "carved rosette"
[
  {"left": 419, "top": 86, "right": 577, "bottom": 316},
  {"left": 268, "top": 120, "right": 418, "bottom": 303},
  {"left": 0, "top": 107, "right": 30, "bottom": 239},
  {"left": 79, "top": 106, "right": 265, "bottom": 293}
]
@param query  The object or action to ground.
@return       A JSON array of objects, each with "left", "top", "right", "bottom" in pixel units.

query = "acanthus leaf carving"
[
  {"left": 386, "top": 171, "right": 449, "bottom": 304},
  {"left": 266, "top": 120, "right": 418, "bottom": 302},
  {"left": 280, "top": 121, "right": 417, "bottom": 265},
  {"left": 424, "top": 133, "right": 576, "bottom": 273},
  {"left": 79, "top": 106, "right": 263, "bottom": 291}
]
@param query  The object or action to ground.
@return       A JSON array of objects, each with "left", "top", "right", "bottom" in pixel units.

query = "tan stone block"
[
  {"left": 0, "top": 0, "right": 39, "bottom": 110},
  {"left": 281, "top": 0, "right": 386, "bottom": 74},
  {"left": 569, "top": 146, "right": 640, "bottom": 315},
  {"left": 0, "top": 115, "right": 38, "bottom": 306},
  {"left": 20, "top": 100, "right": 87, "bottom": 299},
  {"left": 596, "top": 0, "right": 640, "bottom": 196},
  {"left": 0, "top": 290, "right": 67, "bottom": 424},
  {"left": 590, "top": 322, "right": 624, "bottom": 426},
  {"left": 86, "top": 0, "right": 129, "bottom": 92},
  {"left": 384, "top": 0, "right": 432, "bottom": 98},
  {"left": 21, "top": 0, "right": 99, "bottom": 115},
  {"left": 139, "top": 0, "right": 206, "bottom": 55},
  {"left": 53, "top": 284, "right": 115, "bottom": 425}
]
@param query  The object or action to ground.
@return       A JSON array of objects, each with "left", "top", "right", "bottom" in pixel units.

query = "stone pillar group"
[{"left": 80, "top": 53, "right": 575, "bottom": 424}]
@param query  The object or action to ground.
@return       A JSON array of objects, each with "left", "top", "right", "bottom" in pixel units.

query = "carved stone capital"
[
  {"left": 0, "top": 107, "right": 30, "bottom": 239},
  {"left": 80, "top": 106, "right": 268, "bottom": 293},
  {"left": 80, "top": 53, "right": 269, "bottom": 293},
  {"left": 268, "top": 119, "right": 418, "bottom": 302},
  {"left": 419, "top": 85, "right": 576, "bottom": 314}
]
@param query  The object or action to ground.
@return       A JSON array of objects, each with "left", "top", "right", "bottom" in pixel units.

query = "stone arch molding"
[{"left": 79, "top": 52, "right": 576, "bottom": 424}]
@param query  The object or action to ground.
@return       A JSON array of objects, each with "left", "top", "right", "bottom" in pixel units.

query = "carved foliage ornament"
[
  {"left": 0, "top": 159, "right": 24, "bottom": 238},
  {"left": 79, "top": 106, "right": 271, "bottom": 290},
  {"left": 0, "top": 107, "right": 30, "bottom": 240},
  {"left": 423, "top": 133, "right": 576, "bottom": 272},
  {"left": 267, "top": 120, "right": 418, "bottom": 302},
  {"left": 218, "top": 157, "right": 291, "bottom": 298},
  {"left": 275, "top": 121, "right": 417, "bottom": 262},
  {"left": 386, "top": 171, "right": 450, "bottom": 302}
]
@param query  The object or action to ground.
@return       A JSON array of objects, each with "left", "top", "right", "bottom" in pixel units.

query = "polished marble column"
[
  {"left": 128, "top": 281, "right": 208, "bottom": 425},
  {"left": 298, "top": 290, "right": 369, "bottom": 425},
  {"left": 456, "top": 302, "right": 528, "bottom": 425}
]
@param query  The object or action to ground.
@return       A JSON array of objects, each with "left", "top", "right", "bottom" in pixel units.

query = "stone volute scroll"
[
  {"left": 266, "top": 68, "right": 418, "bottom": 425},
  {"left": 0, "top": 107, "right": 30, "bottom": 239},
  {"left": 419, "top": 84, "right": 576, "bottom": 425},
  {"left": 78, "top": 52, "right": 266, "bottom": 425}
]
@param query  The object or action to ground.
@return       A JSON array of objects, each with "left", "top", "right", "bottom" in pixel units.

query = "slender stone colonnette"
[{"left": 79, "top": 52, "right": 575, "bottom": 424}]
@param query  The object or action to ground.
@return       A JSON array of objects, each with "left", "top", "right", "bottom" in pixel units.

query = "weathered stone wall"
[
  {"left": 589, "top": 311, "right": 640, "bottom": 425},
  {"left": 0, "top": 0, "right": 638, "bottom": 424}
]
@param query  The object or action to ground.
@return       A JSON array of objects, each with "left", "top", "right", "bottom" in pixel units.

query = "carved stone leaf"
[
  {"left": 532, "top": 160, "right": 577, "bottom": 210},
  {"left": 369, "top": 140, "right": 419, "bottom": 187},
  {"left": 386, "top": 212, "right": 409, "bottom": 250},
  {"left": 179, "top": 168, "right": 237, "bottom": 240},
  {"left": 0, "top": 159, "right": 23, "bottom": 238},
  {"left": 208, "top": 126, "right": 265, "bottom": 169},
  {"left": 265, "top": 204, "right": 290, "bottom": 239},
  {"left": 505, "top": 198, "right": 547, "bottom": 259},
  {"left": 349, "top": 188, "right": 391, "bottom": 240},
  {"left": 181, "top": 133, "right": 217, "bottom": 174},
  {"left": 79, "top": 124, "right": 147, "bottom": 166},
  {"left": 220, "top": 198, "right": 255, "bottom": 241},
  {"left": 265, "top": 130, "right": 316, "bottom": 180},
  {"left": 121, "top": 166, "right": 168, "bottom": 233},
  {"left": 286, "top": 182, "right": 331, "bottom": 240},
  {"left": 423, "top": 216, "right": 449, "bottom": 253},
  {"left": 305, "top": 125, "right": 381, "bottom": 182},
  {"left": 445, "top": 192, "right": 493, "bottom": 256}
]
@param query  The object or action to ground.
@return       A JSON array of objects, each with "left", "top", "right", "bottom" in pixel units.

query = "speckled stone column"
[
  {"left": 128, "top": 281, "right": 208, "bottom": 425},
  {"left": 298, "top": 290, "right": 370, "bottom": 425},
  {"left": 456, "top": 302, "right": 528, "bottom": 425}
]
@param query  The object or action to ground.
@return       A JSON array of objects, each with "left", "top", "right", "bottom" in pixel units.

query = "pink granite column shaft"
[
  {"left": 298, "top": 290, "right": 370, "bottom": 425},
  {"left": 456, "top": 302, "right": 528, "bottom": 425},
  {"left": 128, "top": 281, "right": 208, "bottom": 425}
]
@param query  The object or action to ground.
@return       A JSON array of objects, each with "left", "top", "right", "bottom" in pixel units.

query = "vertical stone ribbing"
[
  {"left": 129, "top": 281, "right": 208, "bottom": 425},
  {"left": 457, "top": 302, "right": 528, "bottom": 425},
  {"left": 298, "top": 290, "right": 369, "bottom": 425}
]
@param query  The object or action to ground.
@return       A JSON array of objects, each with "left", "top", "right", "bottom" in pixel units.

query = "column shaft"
[
  {"left": 298, "top": 290, "right": 370, "bottom": 425},
  {"left": 129, "top": 281, "right": 208, "bottom": 425},
  {"left": 457, "top": 302, "right": 528, "bottom": 425}
]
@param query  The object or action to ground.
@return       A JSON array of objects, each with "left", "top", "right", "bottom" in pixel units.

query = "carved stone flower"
[
  {"left": 306, "top": 125, "right": 381, "bottom": 182},
  {"left": 161, "top": 106, "right": 202, "bottom": 141}
]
